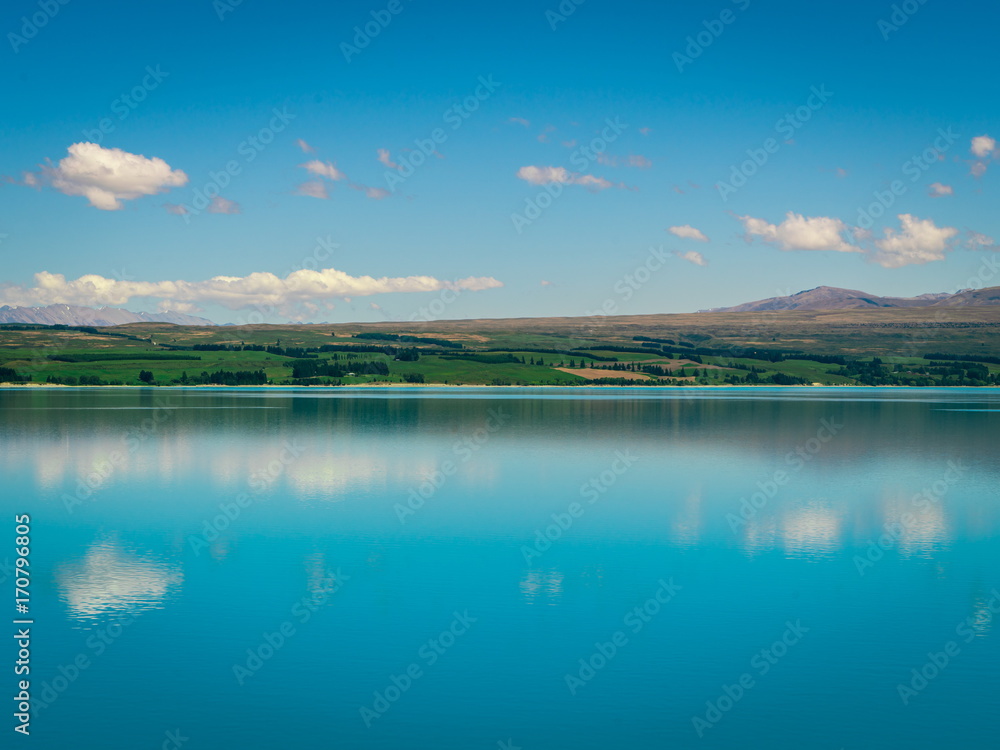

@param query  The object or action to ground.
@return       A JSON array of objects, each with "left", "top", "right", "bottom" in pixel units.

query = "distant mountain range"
[
  {"left": 704, "top": 286, "right": 1000, "bottom": 313},
  {"left": 0, "top": 304, "right": 215, "bottom": 326}
]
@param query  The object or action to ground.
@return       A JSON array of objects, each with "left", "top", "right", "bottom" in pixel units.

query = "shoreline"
[{"left": 2, "top": 383, "right": 999, "bottom": 390}]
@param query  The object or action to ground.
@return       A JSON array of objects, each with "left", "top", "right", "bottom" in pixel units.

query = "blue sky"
[{"left": 1, "top": 0, "right": 998, "bottom": 323}]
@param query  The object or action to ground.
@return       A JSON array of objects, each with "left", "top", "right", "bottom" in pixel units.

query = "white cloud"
[
  {"left": 971, "top": 135, "right": 996, "bottom": 158},
  {"left": 350, "top": 183, "right": 390, "bottom": 200},
  {"left": 207, "top": 196, "right": 241, "bottom": 214},
  {"left": 0, "top": 268, "right": 504, "bottom": 314},
  {"left": 928, "top": 182, "right": 953, "bottom": 197},
  {"left": 35, "top": 142, "right": 187, "bottom": 210},
  {"left": 295, "top": 180, "right": 328, "bottom": 199},
  {"left": 668, "top": 225, "right": 709, "bottom": 242},
  {"left": 836, "top": 167, "right": 848, "bottom": 178},
  {"left": 163, "top": 203, "right": 188, "bottom": 215},
  {"left": 970, "top": 161, "right": 988, "bottom": 178},
  {"left": 296, "top": 138, "right": 316, "bottom": 154},
  {"left": 508, "top": 117, "right": 531, "bottom": 127},
  {"left": 628, "top": 155, "right": 652, "bottom": 169},
  {"left": 540, "top": 280, "right": 553, "bottom": 286},
  {"left": 966, "top": 231, "right": 996, "bottom": 249},
  {"left": 639, "top": 127, "right": 652, "bottom": 136},
  {"left": 516, "top": 165, "right": 614, "bottom": 190},
  {"left": 301, "top": 160, "right": 347, "bottom": 181},
  {"left": 673, "top": 250, "right": 707, "bottom": 266},
  {"left": 739, "top": 212, "right": 862, "bottom": 254},
  {"left": 377, "top": 148, "right": 398, "bottom": 169},
  {"left": 872, "top": 214, "right": 958, "bottom": 268}
]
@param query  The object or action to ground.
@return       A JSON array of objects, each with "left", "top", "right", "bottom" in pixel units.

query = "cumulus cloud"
[
  {"left": 872, "top": 214, "right": 958, "bottom": 268},
  {"left": 301, "top": 160, "right": 347, "bottom": 181},
  {"left": 207, "top": 196, "right": 241, "bottom": 214},
  {"left": 0, "top": 267, "right": 504, "bottom": 314},
  {"left": 971, "top": 135, "right": 996, "bottom": 158},
  {"left": 673, "top": 250, "right": 707, "bottom": 266},
  {"left": 32, "top": 142, "right": 187, "bottom": 210},
  {"left": 970, "top": 161, "right": 988, "bottom": 178},
  {"left": 296, "top": 138, "right": 316, "bottom": 153},
  {"left": 668, "top": 225, "right": 709, "bottom": 242},
  {"left": 295, "top": 180, "right": 329, "bottom": 199},
  {"left": 739, "top": 212, "right": 862, "bottom": 254},
  {"left": 928, "top": 182, "right": 953, "bottom": 197},
  {"left": 516, "top": 165, "right": 615, "bottom": 190},
  {"left": 377, "top": 148, "right": 398, "bottom": 169}
]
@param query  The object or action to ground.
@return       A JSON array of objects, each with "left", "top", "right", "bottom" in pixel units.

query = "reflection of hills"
[{"left": 56, "top": 540, "right": 183, "bottom": 624}]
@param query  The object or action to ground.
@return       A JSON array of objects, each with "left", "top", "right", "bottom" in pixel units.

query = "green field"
[{"left": 1, "top": 306, "right": 999, "bottom": 387}]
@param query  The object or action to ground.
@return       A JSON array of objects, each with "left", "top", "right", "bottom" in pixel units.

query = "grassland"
[{"left": 1, "top": 306, "right": 999, "bottom": 387}]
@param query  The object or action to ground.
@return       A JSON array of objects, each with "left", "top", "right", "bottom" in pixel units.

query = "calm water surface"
[{"left": 2, "top": 387, "right": 999, "bottom": 749}]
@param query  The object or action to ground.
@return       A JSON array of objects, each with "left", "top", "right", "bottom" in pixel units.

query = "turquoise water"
[{"left": 2, "top": 387, "right": 999, "bottom": 748}]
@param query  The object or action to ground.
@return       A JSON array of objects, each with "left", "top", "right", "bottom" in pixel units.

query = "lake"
[{"left": 2, "top": 387, "right": 998, "bottom": 748}]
